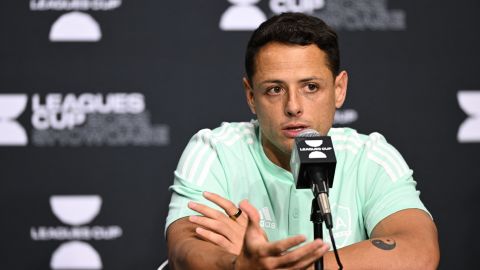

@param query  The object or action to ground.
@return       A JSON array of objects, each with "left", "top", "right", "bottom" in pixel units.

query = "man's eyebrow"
[
  {"left": 260, "top": 76, "right": 325, "bottom": 85},
  {"left": 259, "top": 79, "right": 285, "bottom": 85},
  {"left": 259, "top": 77, "right": 326, "bottom": 85},
  {"left": 298, "top": 77, "right": 326, "bottom": 83}
]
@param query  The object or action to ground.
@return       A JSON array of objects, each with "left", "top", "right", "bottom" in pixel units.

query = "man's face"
[{"left": 244, "top": 42, "right": 348, "bottom": 168}]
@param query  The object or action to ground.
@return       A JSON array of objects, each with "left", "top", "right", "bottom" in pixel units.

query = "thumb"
[
  {"left": 239, "top": 199, "right": 260, "bottom": 226},
  {"left": 239, "top": 200, "right": 266, "bottom": 245}
]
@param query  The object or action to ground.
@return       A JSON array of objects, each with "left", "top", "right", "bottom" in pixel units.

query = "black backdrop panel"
[{"left": 1, "top": 1, "right": 479, "bottom": 269}]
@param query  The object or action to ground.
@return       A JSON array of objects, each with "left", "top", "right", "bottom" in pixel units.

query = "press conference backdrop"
[{"left": 0, "top": 1, "right": 478, "bottom": 269}]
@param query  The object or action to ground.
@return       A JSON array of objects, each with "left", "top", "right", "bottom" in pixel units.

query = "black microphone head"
[{"left": 290, "top": 129, "right": 337, "bottom": 189}]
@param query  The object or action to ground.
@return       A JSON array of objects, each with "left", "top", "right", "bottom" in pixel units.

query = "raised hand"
[
  {"left": 188, "top": 193, "right": 329, "bottom": 269},
  {"left": 235, "top": 200, "right": 330, "bottom": 270},
  {"left": 188, "top": 191, "right": 247, "bottom": 255}
]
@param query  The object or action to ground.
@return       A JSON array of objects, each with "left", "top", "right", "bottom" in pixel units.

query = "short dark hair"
[{"left": 245, "top": 12, "right": 340, "bottom": 83}]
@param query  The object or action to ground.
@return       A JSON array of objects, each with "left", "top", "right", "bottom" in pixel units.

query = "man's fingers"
[
  {"left": 289, "top": 243, "right": 330, "bottom": 269},
  {"left": 204, "top": 192, "right": 247, "bottom": 227},
  {"left": 188, "top": 215, "right": 231, "bottom": 239},
  {"left": 189, "top": 194, "right": 247, "bottom": 227},
  {"left": 194, "top": 227, "right": 232, "bottom": 250},
  {"left": 203, "top": 191, "right": 241, "bottom": 217},
  {"left": 275, "top": 239, "right": 329, "bottom": 268},
  {"left": 188, "top": 201, "right": 228, "bottom": 221},
  {"left": 258, "top": 234, "right": 306, "bottom": 257}
]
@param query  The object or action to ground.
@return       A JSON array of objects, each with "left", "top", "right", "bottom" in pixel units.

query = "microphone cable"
[{"left": 328, "top": 228, "right": 343, "bottom": 270}]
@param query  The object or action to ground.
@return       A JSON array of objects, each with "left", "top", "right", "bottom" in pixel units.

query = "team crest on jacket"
[{"left": 330, "top": 204, "right": 352, "bottom": 247}]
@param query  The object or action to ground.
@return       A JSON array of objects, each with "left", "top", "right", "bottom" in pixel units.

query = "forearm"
[
  {"left": 169, "top": 236, "right": 236, "bottom": 270},
  {"left": 167, "top": 217, "right": 237, "bottom": 270},
  {"left": 323, "top": 232, "right": 439, "bottom": 270}
]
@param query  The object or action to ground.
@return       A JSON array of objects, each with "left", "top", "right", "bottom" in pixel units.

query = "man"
[{"left": 166, "top": 12, "right": 439, "bottom": 269}]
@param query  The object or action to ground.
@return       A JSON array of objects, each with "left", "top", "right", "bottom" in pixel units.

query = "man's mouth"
[
  {"left": 282, "top": 124, "right": 309, "bottom": 138},
  {"left": 285, "top": 126, "right": 306, "bottom": 131},
  {"left": 283, "top": 123, "right": 308, "bottom": 130}
]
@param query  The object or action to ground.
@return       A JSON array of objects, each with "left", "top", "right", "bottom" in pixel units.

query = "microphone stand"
[{"left": 311, "top": 197, "right": 324, "bottom": 270}]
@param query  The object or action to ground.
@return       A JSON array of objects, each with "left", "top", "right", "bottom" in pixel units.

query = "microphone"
[{"left": 290, "top": 128, "right": 336, "bottom": 229}]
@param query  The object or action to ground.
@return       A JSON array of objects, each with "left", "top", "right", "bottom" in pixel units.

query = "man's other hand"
[
  {"left": 188, "top": 191, "right": 248, "bottom": 255},
  {"left": 188, "top": 193, "right": 329, "bottom": 269}
]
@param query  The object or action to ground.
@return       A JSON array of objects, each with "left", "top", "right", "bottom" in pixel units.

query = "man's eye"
[
  {"left": 306, "top": 83, "right": 319, "bottom": 92},
  {"left": 267, "top": 86, "right": 283, "bottom": 95}
]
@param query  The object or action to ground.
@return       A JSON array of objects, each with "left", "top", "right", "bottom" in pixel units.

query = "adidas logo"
[{"left": 259, "top": 207, "right": 276, "bottom": 229}]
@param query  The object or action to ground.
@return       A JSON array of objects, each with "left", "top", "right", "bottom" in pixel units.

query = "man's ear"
[
  {"left": 334, "top": 70, "right": 348, "bottom": 109},
  {"left": 243, "top": 77, "right": 256, "bottom": 114}
]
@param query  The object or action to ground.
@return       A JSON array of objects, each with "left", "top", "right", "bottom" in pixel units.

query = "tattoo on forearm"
[{"left": 371, "top": 239, "right": 396, "bottom": 250}]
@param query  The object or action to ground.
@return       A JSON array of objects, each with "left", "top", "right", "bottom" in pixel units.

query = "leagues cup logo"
[
  {"left": 0, "top": 94, "right": 28, "bottom": 146},
  {"left": 458, "top": 91, "right": 480, "bottom": 143},
  {"left": 50, "top": 195, "right": 103, "bottom": 269},
  {"left": 50, "top": 195, "right": 102, "bottom": 226},
  {"left": 0, "top": 92, "right": 170, "bottom": 147},
  {"left": 220, "top": 0, "right": 406, "bottom": 31},
  {"left": 51, "top": 241, "right": 102, "bottom": 269},
  {"left": 30, "top": 195, "right": 123, "bottom": 269},
  {"left": 305, "top": 140, "right": 327, "bottom": 159},
  {"left": 30, "top": 0, "right": 123, "bottom": 42},
  {"left": 30, "top": 92, "right": 170, "bottom": 147},
  {"left": 220, "top": 0, "right": 266, "bottom": 30},
  {"left": 301, "top": 139, "right": 331, "bottom": 159},
  {"left": 49, "top": 11, "right": 102, "bottom": 42}
]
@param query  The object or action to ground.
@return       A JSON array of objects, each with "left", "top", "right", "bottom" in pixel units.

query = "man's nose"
[{"left": 284, "top": 90, "right": 303, "bottom": 117}]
